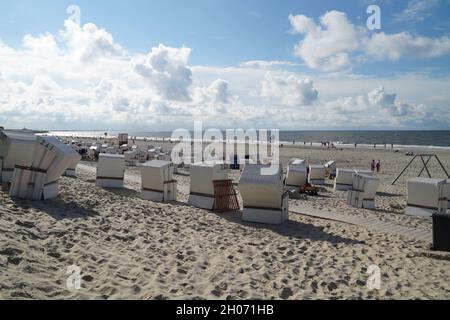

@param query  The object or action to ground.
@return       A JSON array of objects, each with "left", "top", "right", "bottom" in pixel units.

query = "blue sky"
[
  {"left": 0, "top": 0, "right": 450, "bottom": 130},
  {"left": 2, "top": 0, "right": 449, "bottom": 71}
]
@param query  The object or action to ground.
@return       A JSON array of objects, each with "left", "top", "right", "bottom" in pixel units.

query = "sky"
[{"left": 0, "top": 0, "right": 450, "bottom": 131}]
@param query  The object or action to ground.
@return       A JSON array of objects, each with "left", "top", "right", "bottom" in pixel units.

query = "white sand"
[{"left": 1, "top": 145, "right": 450, "bottom": 299}]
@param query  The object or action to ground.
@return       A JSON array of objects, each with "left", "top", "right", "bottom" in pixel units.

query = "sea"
[{"left": 47, "top": 130, "right": 450, "bottom": 150}]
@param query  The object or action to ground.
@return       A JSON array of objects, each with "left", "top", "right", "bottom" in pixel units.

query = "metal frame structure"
[{"left": 392, "top": 154, "right": 450, "bottom": 185}]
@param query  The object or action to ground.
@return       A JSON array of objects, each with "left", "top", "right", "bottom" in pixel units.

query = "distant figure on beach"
[
  {"left": 304, "top": 141, "right": 306, "bottom": 145},
  {"left": 391, "top": 143, "right": 394, "bottom": 150},
  {"left": 371, "top": 160, "right": 376, "bottom": 172},
  {"left": 355, "top": 143, "right": 357, "bottom": 148},
  {"left": 373, "top": 144, "right": 376, "bottom": 149},
  {"left": 376, "top": 160, "right": 381, "bottom": 173}
]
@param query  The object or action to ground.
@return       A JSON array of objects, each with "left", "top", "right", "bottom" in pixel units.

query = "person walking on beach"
[
  {"left": 376, "top": 160, "right": 381, "bottom": 173},
  {"left": 371, "top": 160, "right": 376, "bottom": 172}
]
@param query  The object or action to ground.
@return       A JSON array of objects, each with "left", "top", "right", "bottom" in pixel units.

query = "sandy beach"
[{"left": 1, "top": 143, "right": 450, "bottom": 300}]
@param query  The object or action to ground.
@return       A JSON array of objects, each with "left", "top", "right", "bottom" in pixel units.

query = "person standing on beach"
[
  {"left": 376, "top": 160, "right": 381, "bottom": 173},
  {"left": 371, "top": 160, "right": 376, "bottom": 172}
]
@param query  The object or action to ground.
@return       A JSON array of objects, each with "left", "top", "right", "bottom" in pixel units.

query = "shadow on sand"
[
  {"left": 212, "top": 210, "right": 365, "bottom": 245},
  {"left": 377, "top": 192, "right": 403, "bottom": 198},
  {"left": 10, "top": 197, "right": 98, "bottom": 220}
]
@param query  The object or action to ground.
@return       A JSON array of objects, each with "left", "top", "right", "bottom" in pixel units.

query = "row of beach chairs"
[{"left": 1, "top": 130, "right": 449, "bottom": 225}]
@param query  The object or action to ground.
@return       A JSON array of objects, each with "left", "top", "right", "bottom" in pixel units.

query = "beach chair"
[
  {"left": 334, "top": 168, "right": 356, "bottom": 191},
  {"left": 188, "top": 162, "right": 228, "bottom": 210},
  {"left": 308, "top": 165, "right": 326, "bottom": 185},
  {"left": 239, "top": 163, "right": 289, "bottom": 225},
  {"left": 147, "top": 149, "right": 157, "bottom": 160},
  {"left": 9, "top": 136, "right": 81, "bottom": 200},
  {"left": 118, "top": 133, "right": 128, "bottom": 146},
  {"left": 406, "top": 178, "right": 447, "bottom": 218},
  {"left": 64, "top": 155, "right": 81, "bottom": 177},
  {"left": 124, "top": 150, "right": 138, "bottom": 166},
  {"left": 0, "top": 130, "right": 37, "bottom": 183},
  {"left": 141, "top": 160, "right": 177, "bottom": 202},
  {"left": 286, "top": 158, "right": 307, "bottom": 191},
  {"left": 324, "top": 161, "right": 336, "bottom": 178},
  {"left": 347, "top": 173, "right": 380, "bottom": 209},
  {"left": 96, "top": 154, "right": 125, "bottom": 188}
]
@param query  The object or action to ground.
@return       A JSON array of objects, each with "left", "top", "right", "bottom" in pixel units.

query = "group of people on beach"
[{"left": 371, "top": 160, "right": 381, "bottom": 173}]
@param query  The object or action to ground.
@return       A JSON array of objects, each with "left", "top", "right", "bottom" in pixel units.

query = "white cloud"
[
  {"left": 367, "top": 86, "right": 396, "bottom": 107},
  {"left": 289, "top": 11, "right": 361, "bottom": 72},
  {"left": 396, "top": 0, "right": 441, "bottom": 23},
  {"left": 261, "top": 72, "right": 319, "bottom": 106},
  {"left": 134, "top": 44, "right": 193, "bottom": 101},
  {"left": 325, "top": 86, "right": 426, "bottom": 120},
  {"left": 60, "top": 20, "right": 124, "bottom": 63},
  {"left": 289, "top": 10, "right": 450, "bottom": 71},
  {"left": 365, "top": 32, "right": 450, "bottom": 60},
  {"left": 193, "top": 78, "right": 232, "bottom": 109},
  {"left": 0, "top": 17, "right": 448, "bottom": 130},
  {"left": 240, "top": 60, "right": 301, "bottom": 69},
  {"left": 367, "top": 86, "right": 424, "bottom": 117}
]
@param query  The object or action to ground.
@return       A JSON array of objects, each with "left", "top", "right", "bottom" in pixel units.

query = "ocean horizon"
[{"left": 46, "top": 130, "right": 450, "bottom": 149}]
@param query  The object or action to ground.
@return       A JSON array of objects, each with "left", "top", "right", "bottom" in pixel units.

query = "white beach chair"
[
  {"left": 157, "top": 153, "right": 171, "bottom": 161},
  {"left": 286, "top": 158, "right": 307, "bottom": 191},
  {"left": 406, "top": 178, "right": 448, "bottom": 218},
  {"left": 124, "top": 150, "right": 138, "bottom": 166},
  {"left": 324, "top": 160, "right": 336, "bottom": 178},
  {"left": 239, "top": 163, "right": 288, "bottom": 225},
  {"left": 356, "top": 170, "right": 374, "bottom": 177},
  {"left": 10, "top": 136, "right": 81, "bottom": 200},
  {"left": 347, "top": 173, "right": 380, "bottom": 209},
  {"left": 0, "top": 130, "right": 37, "bottom": 183},
  {"left": 104, "top": 147, "right": 117, "bottom": 154},
  {"left": 334, "top": 168, "right": 356, "bottom": 191},
  {"left": 308, "top": 165, "right": 326, "bottom": 185},
  {"left": 96, "top": 154, "right": 125, "bottom": 188},
  {"left": 141, "top": 160, "right": 177, "bottom": 202},
  {"left": 64, "top": 156, "right": 81, "bottom": 177},
  {"left": 147, "top": 149, "right": 157, "bottom": 160},
  {"left": 188, "top": 162, "right": 228, "bottom": 210},
  {"left": 118, "top": 133, "right": 128, "bottom": 146}
]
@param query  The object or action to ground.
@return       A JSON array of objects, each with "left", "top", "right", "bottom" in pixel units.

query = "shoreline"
[{"left": 45, "top": 132, "right": 450, "bottom": 152}]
